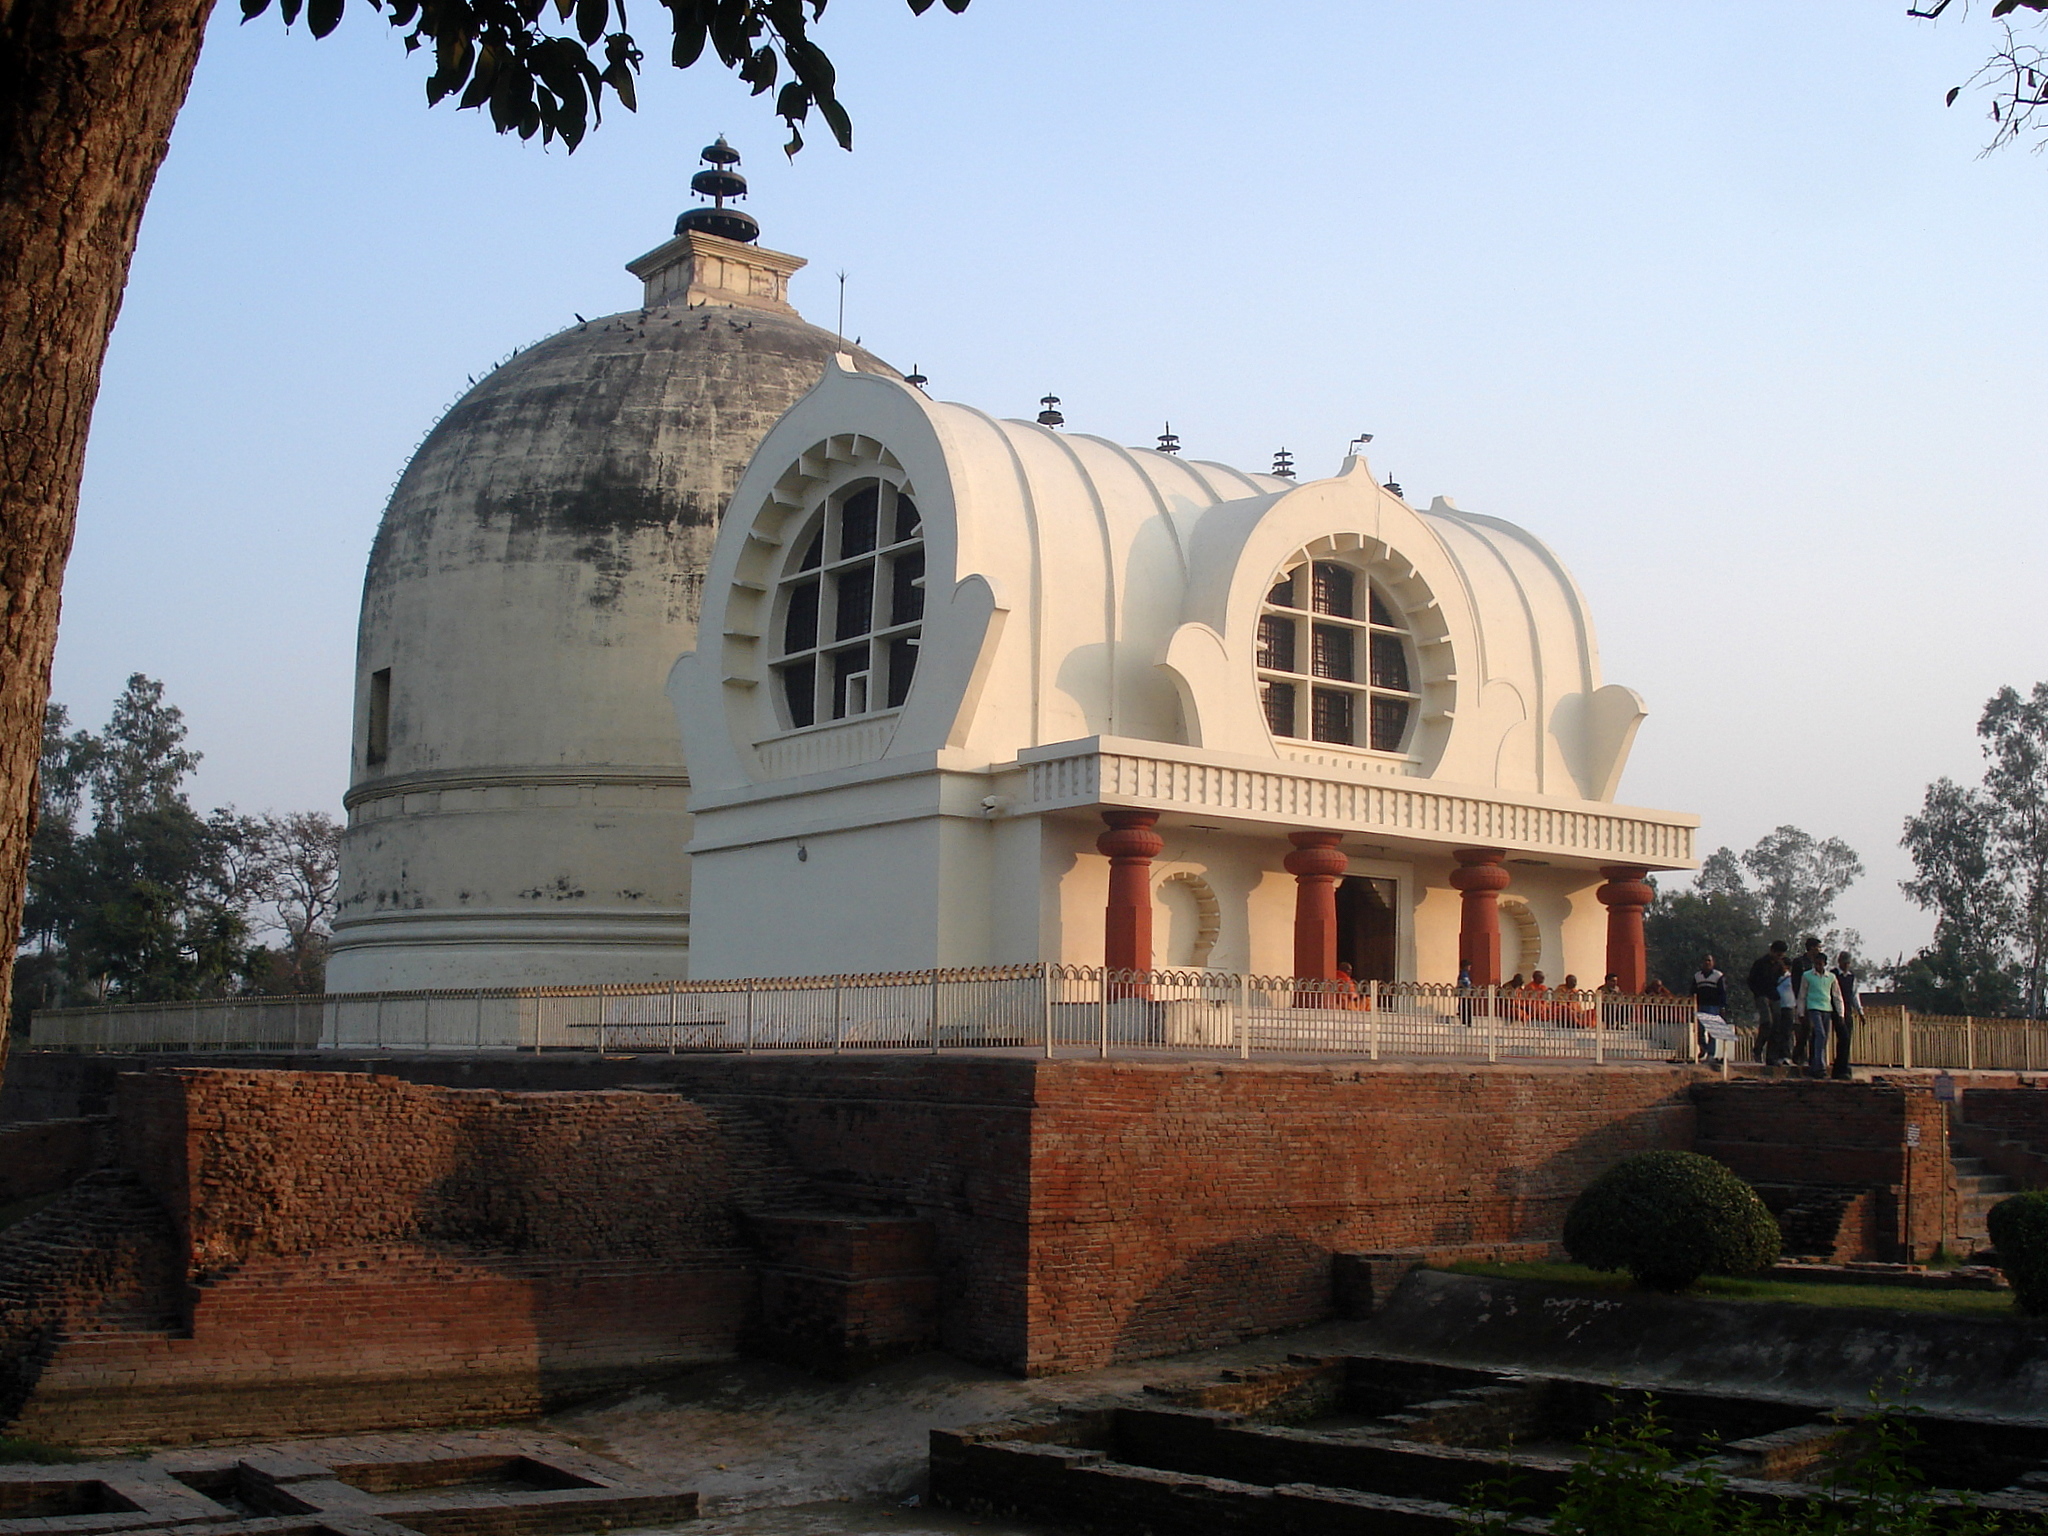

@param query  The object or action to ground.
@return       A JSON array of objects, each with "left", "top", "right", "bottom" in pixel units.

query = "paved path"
[{"left": 544, "top": 1319, "right": 1385, "bottom": 1528}]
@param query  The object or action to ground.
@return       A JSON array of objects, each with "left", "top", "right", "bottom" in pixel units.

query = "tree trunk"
[{"left": 0, "top": 0, "right": 214, "bottom": 1079}]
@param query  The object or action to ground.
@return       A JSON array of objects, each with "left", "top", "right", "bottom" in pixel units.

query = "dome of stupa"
[{"left": 330, "top": 164, "right": 896, "bottom": 991}]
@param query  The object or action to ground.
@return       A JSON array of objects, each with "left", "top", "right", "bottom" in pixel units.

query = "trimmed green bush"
[
  {"left": 1563, "top": 1150, "right": 1781, "bottom": 1292},
  {"left": 1987, "top": 1188, "right": 2048, "bottom": 1315}
]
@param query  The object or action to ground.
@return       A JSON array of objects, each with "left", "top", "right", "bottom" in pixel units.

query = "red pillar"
[
  {"left": 1450, "top": 848, "right": 1510, "bottom": 987},
  {"left": 1285, "top": 830, "right": 1348, "bottom": 982},
  {"left": 1097, "top": 810, "right": 1163, "bottom": 975},
  {"left": 1597, "top": 865, "right": 1654, "bottom": 995}
]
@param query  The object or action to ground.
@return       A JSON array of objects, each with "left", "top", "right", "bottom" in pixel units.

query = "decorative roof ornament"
[
  {"left": 1272, "top": 448, "right": 1295, "bottom": 479},
  {"left": 676, "top": 135, "right": 761, "bottom": 244},
  {"left": 1383, "top": 477, "right": 1405, "bottom": 499},
  {"left": 1157, "top": 423, "right": 1180, "bottom": 455},
  {"left": 1037, "top": 394, "right": 1065, "bottom": 428},
  {"left": 905, "top": 365, "right": 929, "bottom": 392}
]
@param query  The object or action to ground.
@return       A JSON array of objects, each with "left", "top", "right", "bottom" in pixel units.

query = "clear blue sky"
[{"left": 55, "top": 1, "right": 2047, "bottom": 962}]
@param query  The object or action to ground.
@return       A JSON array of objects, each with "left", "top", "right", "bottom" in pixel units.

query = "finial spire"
[
  {"left": 1157, "top": 422, "right": 1180, "bottom": 455},
  {"left": 676, "top": 135, "right": 761, "bottom": 244},
  {"left": 1037, "top": 394, "right": 1065, "bottom": 428},
  {"left": 1272, "top": 448, "right": 1295, "bottom": 479}
]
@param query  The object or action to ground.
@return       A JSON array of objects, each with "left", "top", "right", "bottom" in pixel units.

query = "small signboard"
[
  {"left": 1906, "top": 1124, "right": 1922, "bottom": 1148},
  {"left": 1934, "top": 1071, "right": 1958, "bottom": 1103}
]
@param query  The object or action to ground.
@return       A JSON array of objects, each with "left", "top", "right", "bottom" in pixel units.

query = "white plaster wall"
[{"left": 680, "top": 806, "right": 1016, "bottom": 978}]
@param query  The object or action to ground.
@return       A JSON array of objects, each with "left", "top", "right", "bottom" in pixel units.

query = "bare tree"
[
  {"left": 249, "top": 811, "right": 341, "bottom": 993},
  {"left": 1912, "top": 0, "right": 2048, "bottom": 152}
]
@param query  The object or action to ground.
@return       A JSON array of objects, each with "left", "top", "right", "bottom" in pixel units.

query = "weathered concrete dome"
[{"left": 329, "top": 224, "right": 897, "bottom": 990}]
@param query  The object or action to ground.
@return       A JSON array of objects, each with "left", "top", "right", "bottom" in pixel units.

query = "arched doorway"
[{"left": 1335, "top": 875, "right": 1398, "bottom": 983}]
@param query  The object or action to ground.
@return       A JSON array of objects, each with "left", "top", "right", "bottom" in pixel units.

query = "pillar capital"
[
  {"left": 1596, "top": 865, "right": 1655, "bottom": 910},
  {"left": 1449, "top": 847, "right": 1511, "bottom": 895},
  {"left": 1096, "top": 809, "right": 1164, "bottom": 863},
  {"left": 1284, "top": 829, "right": 1348, "bottom": 881}
]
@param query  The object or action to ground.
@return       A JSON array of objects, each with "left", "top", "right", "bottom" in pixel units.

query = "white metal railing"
[
  {"left": 28, "top": 969, "right": 1702, "bottom": 1064},
  {"left": 1723, "top": 1006, "right": 2048, "bottom": 1073}
]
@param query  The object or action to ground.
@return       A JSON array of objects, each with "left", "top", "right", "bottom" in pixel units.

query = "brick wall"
[
  {"left": 1959, "top": 1083, "right": 2048, "bottom": 1147},
  {"left": 650, "top": 1056, "right": 1038, "bottom": 1369},
  {"left": 7, "top": 1246, "right": 751, "bottom": 1445},
  {"left": 1693, "top": 1079, "right": 1955, "bottom": 1261},
  {"left": 1019, "top": 1061, "right": 1701, "bottom": 1374},
  {"left": 19, "top": 1056, "right": 1975, "bottom": 1442},
  {"left": 115, "top": 1069, "right": 797, "bottom": 1277},
  {"left": 4, "top": 1069, "right": 800, "bottom": 1444},
  {"left": 0, "top": 1116, "right": 108, "bottom": 1203}
]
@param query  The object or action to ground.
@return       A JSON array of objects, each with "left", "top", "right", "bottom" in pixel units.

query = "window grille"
[
  {"left": 772, "top": 482, "right": 925, "bottom": 729},
  {"left": 1256, "top": 556, "right": 1420, "bottom": 755}
]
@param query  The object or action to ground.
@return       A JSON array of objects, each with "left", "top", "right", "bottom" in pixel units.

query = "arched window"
[
  {"left": 1256, "top": 558, "right": 1419, "bottom": 753},
  {"left": 773, "top": 480, "right": 924, "bottom": 729}
]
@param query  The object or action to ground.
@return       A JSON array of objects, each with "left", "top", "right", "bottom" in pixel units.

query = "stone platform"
[{"left": 0, "top": 1433, "right": 695, "bottom": 1536}]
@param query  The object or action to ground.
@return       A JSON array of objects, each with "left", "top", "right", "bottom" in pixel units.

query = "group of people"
[
  {"left": 1443, "top": 966, "right": 1649, "bottom": 1027},
  {"left": 1689, "top": 940, "right": 1862, "bottom": 1078}
]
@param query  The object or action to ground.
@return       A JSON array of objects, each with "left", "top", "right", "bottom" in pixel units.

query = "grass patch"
[
  {"left": 1444, "top": 1260, "right": 2021, "bottom": 1318},
  {"left": 0, "top": 1437, "right": 82, "bottom": 1465}
]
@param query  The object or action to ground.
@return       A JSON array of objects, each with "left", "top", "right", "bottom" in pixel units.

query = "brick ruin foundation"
[
  {"left": 932, "top": 1350, "right": 2048, "bottom": 1533},
  {"left": 2, "top": 1053, "right": 2044, "bottom": 1446}
]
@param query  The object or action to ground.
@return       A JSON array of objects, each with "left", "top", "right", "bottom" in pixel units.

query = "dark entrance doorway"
[{"left": 1335, "top": 876, "right": 1398, "bottom": 983}]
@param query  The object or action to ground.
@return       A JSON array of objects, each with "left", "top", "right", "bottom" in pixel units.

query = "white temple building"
[
  {"left": 668, "top": 363, "right": 1697, "bottom": 988},
  {"left": 335, "top": 141, "right": 1696, "bottom": 996}
]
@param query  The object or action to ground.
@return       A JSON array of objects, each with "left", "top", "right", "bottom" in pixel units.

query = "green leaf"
[
  {"left": 575, "top": 0, "right": 606, "bottom": 44},
  {"left": 670, "top": 23, "right": 705, "bottom": 65},
  {"left": 818, "top": 91, "right": 850, "bottom": 150},
  {"left": 307, "top": 0, "right": 343, "bottom": 40}
]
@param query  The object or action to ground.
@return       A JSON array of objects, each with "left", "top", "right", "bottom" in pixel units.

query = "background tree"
[
  {"left": 1645, "top": 849, "right": 1763, "bottom": 1004},
  {"left": 1646, "top": 828, "right": 1863, "bottom": 1029},
  {"left": 1899, "top": 682, "right": 2048, "bottom": 1016},
  {"left": 0, "top": 0, "right": 970, "bottom": 1077},
  {"left": 10, "top": 675, "right": 339, "bottom": 1031},
  {"left": 244, "top": 811, "right": 342, "bottom": 993},
  {"left": 1739, "top": 826, "right": 1864, "bottom": 946}
]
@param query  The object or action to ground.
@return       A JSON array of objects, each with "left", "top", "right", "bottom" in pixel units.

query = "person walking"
[
  {"left": 1748, "top": 942, "right": 1790, "bottom": 1062},
  {"left": 1801, "top": 957, "right": 1845, "bottom": 1079},
  {"left": 1829, "top": 951, "right": 1864, "bottom": 1080},
  {"left": 1693, "top": 954, "right": 1731, "bottom": 1062},
  {"left": 1789, "top": 937, "right": 1826, "bottom": 1069}
]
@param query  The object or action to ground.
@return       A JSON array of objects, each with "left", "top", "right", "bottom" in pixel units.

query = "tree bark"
[{"left": 0, "top": 0, "right": 214, "bottom": 1078}]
